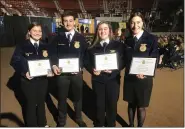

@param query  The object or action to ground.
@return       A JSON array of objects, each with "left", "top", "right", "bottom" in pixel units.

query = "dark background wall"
[{"left": 0, "top": 16, "right": 53, "bottom": 47}]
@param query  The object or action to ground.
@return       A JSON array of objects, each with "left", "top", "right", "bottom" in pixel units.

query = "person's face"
[
  {"left": 130, "top": 16, "right": 144, "bottom": 35},
  {"left": 164, "top": 36, "right": 168, "bottom": 42},
  {"left": 29, "top": 26, "right": 42, "bottom": 41},
  {"left": 98, "top": 23, "right": 110, "bottom": 40},
  {"left": 63, "top": 16, "right": 75, "bottom": 31}
]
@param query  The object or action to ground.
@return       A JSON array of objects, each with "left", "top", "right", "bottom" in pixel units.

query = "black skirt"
[{"left": 123, "top": 76, "right": 153, "bottom": 107}]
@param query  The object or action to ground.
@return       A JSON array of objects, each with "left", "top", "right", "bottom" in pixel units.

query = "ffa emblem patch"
[
  {"left": 43, "top": 50, "right": 48, "bottom": 57},
  {"left": 140, "top": 44, "right": 147, "bottom": 52},
  {"left": 74, "top": 41, "right": 80, "bottom": 48}
]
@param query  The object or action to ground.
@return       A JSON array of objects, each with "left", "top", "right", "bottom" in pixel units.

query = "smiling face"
[
  {"left": 98, "top": 23, "right": 110, "bottom": 40},
  {"left": 29, "top": 25, "right": 42, "bottom": 41},
  {"left": 62, "top": 15, "right": 75, "bottom": 32},
  {"left": 130, "top": 16, "right": 144, "bottom": 35}
]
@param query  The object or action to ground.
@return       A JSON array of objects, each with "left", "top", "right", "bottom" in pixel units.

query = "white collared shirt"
[
  {"left": 100, "top": 38, "right": 110, "bottom": 47},
  {"left": 133, "top": 30, "right": 144, "bottom": 40},
  {"left": 30, "top": 38, "right": 39, "bottom": 46},
  {"left": 65, "top": 30, "right": 75, "bottom": 40}
]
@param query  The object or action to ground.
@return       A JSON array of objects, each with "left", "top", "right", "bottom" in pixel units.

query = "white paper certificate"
[
  {"left": 59, "top": 58, "right": 79, "bottom": 73},
  {"left": 95, "top": 53, "right": 118, "bottom": 71},
  {"left": 28, "top": 59, "right": 51, "bottom": 77},
  {"left": 129, "top": 57, "right": 157, "bottom": 76}
]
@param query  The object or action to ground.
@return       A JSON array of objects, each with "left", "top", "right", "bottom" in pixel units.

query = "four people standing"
[{"left": 10, "top": 11, "right": 158, "bottom": 127}]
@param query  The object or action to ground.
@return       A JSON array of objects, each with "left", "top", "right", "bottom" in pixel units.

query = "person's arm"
[
  {"left": 137, "top": 35, "right": 159, "bottom": 79},
  {"left": 10, "top": 45, "right": 28, "bottom": 76},
  {"left": 81, "top": 36, "right": 89, "bottom": 69},
  {"left": 48, "top": 35, "right": 61, "bottom": 75},
  {"left": 149, "top": 35, "right": 160, "bottom": 64},
  {"left": 83, "top": 48, "right": 94, "bottom": 75}
]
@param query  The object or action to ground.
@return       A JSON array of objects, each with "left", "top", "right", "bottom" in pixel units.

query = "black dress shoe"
[
  {"left": 76, "top": 119, "right": 87, "bottom": 127},
  {"left": 129, "top": 124, "right": 134, "bottom": 127},
  {"left": 56, "top": 123, "right": 65, "bottom": 127}
]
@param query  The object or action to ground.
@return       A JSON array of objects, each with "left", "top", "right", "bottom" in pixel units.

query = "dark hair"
[
  {"left": 127, "top": 12, "right": 145, "bottom": 34},
  {"left": 89, "top": 21, "right": 114, "bottom": 49},
  {"left": 61, "top": 11, "right": 76, "bottom": 22},
  {"left": 128, "top": 12, "right": 145, "bottom": 24},
  {"left": 26, "top": 22, "right": 42, "bottom": 39},
  {"left": 28, "top": 22, "right": 42, "bottom": 31}
]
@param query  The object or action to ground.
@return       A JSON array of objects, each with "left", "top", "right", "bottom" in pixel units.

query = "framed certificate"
[
  {"left": 59, "top": 58, "right": 79, "bottom": 73},
  {"left": 129, "top": 57, "right": 157, "bottom": 76},
  {"left": 94, "top": 53, "right": 118, "bottom": 71},
  {"left": 28, "top": 59, "right": 51, "bottom": 77}
]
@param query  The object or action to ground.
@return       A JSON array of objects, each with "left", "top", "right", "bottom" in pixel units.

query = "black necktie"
[
  {"left": 103, "top": 42, "right": 107, "bottom": 48},
  {"left": 67, "top": 33, "right": 72, "bottom": 43},
  {"left": 133, "top": 36, "right": 138, "bottom": 43},
  {"left": 34, "top": 43, "right": 38, "bottom": 51},
  {"left": 103, "top": 42, "right": 107, "bottom": 52}
]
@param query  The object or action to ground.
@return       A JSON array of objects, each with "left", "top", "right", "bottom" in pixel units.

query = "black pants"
[
  {"left": 92, "top": 79, "right": 120, "bottom": 127},
  {"left": 21, "top": 77, "right": 48, "bottom": 127},
  {"left": 56, "top": 74, "right": 83, "bottom": 126}
]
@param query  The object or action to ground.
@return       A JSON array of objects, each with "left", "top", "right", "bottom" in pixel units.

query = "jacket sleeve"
[
  {"left": 81, "top": 36, "right": 89, "bottom": 69},
  {"left": 84, "top": 48, "right": 94, "bottom": 74},
  {"left": 48, "top": 35, "right": 58, "bottom": 66},
  {"left": 149, "top": 35, "right": 159, "bottom": 64},
  {"left": 10, "top": 45, "right": 28, "bottom": 76}
]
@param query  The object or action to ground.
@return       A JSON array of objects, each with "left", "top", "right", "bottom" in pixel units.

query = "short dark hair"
[{"left": 61, "top": 11, "right": 76, "bottom": 21}]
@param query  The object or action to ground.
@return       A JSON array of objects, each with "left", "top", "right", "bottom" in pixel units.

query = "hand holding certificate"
[
  {"left": 129, "top": 57, "right": 157, "bottom": 76},
  {"left": 28, "top": 59, "right": 51, "bottom": 77},
  {"left": 95, "top": 53, "right": 118, "bottom": 71},
  {"left": 59, "top": 58, "right": 79, "bottom": 73}
]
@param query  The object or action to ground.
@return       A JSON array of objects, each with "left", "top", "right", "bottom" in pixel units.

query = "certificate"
[
  {"left": 59, "top": 58, "right": 79, "bottom": 73},
  {"left": 129, "top": 57, "right": 157, "bottom": 76},
  {"left": 28, "top": 59, "right": 51, "bottom": 77},
  {"left": 95, "top": 53, "right": 118, "bottom": 71}
]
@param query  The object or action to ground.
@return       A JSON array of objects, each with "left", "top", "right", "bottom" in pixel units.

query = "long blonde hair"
[{"left": 89, "top": 21, "right": 114, "bottom": 49}]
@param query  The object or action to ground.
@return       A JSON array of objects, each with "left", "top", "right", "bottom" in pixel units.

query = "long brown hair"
[
  {"left": 89, "top": 21, "right": 114, "bottom": 49},
  {"left": 26, "top": 22, "right": 42, "bottom": 40}
]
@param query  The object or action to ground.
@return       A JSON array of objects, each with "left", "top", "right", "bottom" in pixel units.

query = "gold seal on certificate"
[
  {"left": 59, "top": 58, "right": 79, "bottom": 73},
  {"left": 95, "top": 53, "right": 118, "bottom": 71},
  {"left": 28, "top": 59, "right": 51, "bottom": 77},
  {"left": 129, "top": 57, "right": 157, "bottom": 76}
]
